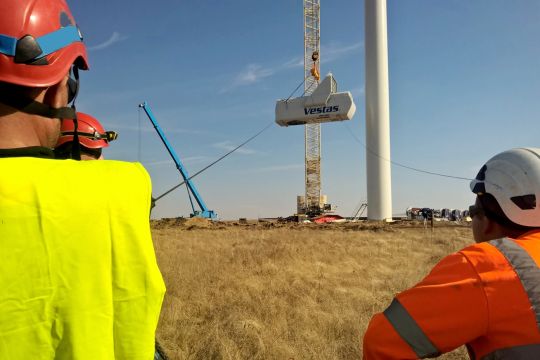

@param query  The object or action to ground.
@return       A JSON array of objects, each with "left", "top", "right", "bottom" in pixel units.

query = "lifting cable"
[
  {"left": 301, "top": 80, "right": 317, "bottom": 97},
  {"left": 285, "top": 75, "right": 310, "bottom": 102},
  {"left": 285, "top": 71, "right": 319, "bottom": 102},
  {"left": 343, "top": 122, "right": 473, "bottom": 182},
  {"left": 285, "top": 49, "right": 320, "bottom": 101},
  {"left": 153, "top": 121, "right": 274, "bottom": 202}
]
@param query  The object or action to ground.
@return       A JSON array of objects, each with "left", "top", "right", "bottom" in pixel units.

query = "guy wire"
[
  {"left": 343, "top": 122, "right": 473, "bottom": 182},
  {"left": 154, "top": 121, "right": 274, "bottom": 202}
]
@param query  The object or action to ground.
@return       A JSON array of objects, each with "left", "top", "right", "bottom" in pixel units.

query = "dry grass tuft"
[{"left": 153, "top": 222, "right": 472, "bottom": 359}]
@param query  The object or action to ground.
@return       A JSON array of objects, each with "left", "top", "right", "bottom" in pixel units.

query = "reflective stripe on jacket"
[
  {"left": 363, "top": 231, "right": 540, "bottom": 359},
  {"left": 0, "top": 158, "right": 166, "bottom": 359}
]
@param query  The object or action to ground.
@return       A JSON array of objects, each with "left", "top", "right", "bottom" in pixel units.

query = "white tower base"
[{"left": 365, "top": 0, "right": 392, "bottom": 220}]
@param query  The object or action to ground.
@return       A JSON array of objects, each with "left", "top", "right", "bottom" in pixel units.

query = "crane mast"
[
  {"left": 276, "top": 0, "right": 356, "bottom": 220},
  {"left": 277, "top": 0, "right": 355, "bottom": 217},
  {"left": 303, "top": 0, "right": 322, "bottom": 216}
]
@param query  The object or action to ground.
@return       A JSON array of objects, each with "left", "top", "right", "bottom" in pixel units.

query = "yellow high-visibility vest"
[{"left": 0, "top": 158, "right": 165, "bottom": 359}]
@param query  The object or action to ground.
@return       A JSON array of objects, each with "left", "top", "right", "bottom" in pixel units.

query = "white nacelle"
[{"left": 275, "top": 73, "right": 356, "bottom": 127}]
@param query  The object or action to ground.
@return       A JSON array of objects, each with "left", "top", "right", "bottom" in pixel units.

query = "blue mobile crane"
[{"left": 139, "top": 101, "right": 216, "bottom": 219}]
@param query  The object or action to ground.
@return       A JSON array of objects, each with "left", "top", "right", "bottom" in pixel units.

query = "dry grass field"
[{"left": 152, "top": 219, "right": 473, "bottom": 359}]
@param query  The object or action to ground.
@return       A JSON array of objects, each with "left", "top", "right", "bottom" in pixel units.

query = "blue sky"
[{"left": 69, "top": 0, "right": 540, "bottom": 220}]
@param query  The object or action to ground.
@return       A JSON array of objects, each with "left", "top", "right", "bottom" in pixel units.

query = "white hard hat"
[{"left": 470, "top": 148, "right": 540, "bottom": 227}]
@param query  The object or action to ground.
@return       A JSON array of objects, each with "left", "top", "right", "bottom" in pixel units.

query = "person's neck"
[{"left": 0, "top": 104, "right": 60, "bottom": 149}]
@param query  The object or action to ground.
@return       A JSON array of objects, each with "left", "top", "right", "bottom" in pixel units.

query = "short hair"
[{"left": 54, "top": 142, "right": 102, "bottom": 160}]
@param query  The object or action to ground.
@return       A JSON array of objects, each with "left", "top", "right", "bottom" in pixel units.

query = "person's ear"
[{"left": 43, "top": 74, "right": 70, "bottom": 108}]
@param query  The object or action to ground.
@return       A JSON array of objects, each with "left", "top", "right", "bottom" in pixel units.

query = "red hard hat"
[
  {"left": 58, "top": 113, "right": 118, "bottom": 149},
  {"left": 0, "top": 0, "right": 89, "bottom": 87}
]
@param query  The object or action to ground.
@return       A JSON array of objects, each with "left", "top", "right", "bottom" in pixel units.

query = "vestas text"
[{"left": 304, "top": 106, "right": 339, "bottom": 115}]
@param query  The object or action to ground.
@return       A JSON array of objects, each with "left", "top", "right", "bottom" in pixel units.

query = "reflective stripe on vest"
[
  {"left": 490, "top": 237, "right": 540, "bottom": 330},
  {"left": 383, "top": 298, "right": 441, "bottom": 358},
  {"left": 481, "top": 343, "right": 540, "bottom": 360}
]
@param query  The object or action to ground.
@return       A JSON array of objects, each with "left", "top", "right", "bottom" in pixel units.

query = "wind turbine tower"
[{"left": 365, "top": 0, "right": 392, "bottom": 220}]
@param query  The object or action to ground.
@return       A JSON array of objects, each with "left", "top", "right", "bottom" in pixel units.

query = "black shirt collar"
[{"left": 0, "top": 146, "right": 55, "bottom": 159}]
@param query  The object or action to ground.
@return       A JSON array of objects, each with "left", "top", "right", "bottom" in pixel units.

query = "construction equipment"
[
  {"left": 275, "top": 0, "right": 356, "bottom": 217},
  {"left": 351, "top": 201, "right": 368, "bottom": 221},
  {"left": 139, "top": 101, "right": 216, "bottom": 219}
]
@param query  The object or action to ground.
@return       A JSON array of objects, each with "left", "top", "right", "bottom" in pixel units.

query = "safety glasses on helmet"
[{"left": 469, "top": 205, "right": 484, "bottom": 219}]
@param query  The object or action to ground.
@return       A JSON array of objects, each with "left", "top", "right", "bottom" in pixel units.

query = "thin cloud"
[
  {"left": 88, "top": 32, "right": 128, "bottom": 51},
  {"left": 183, "top": 156, "right": 213, "bottom": 165},
  {"left": 220, "top": 64, "right": 275, "bottom": 93},
  {"left": 144, "top": 155, "right": 211, "bottom": 167},
  {"left": 237, "top": 64, "right": 274, "bottom": 85},
  {"left": 249, "top": 164, "right": 304, "bottom": 173},
  {"left": 350, "top": 86, "right": 365, "bottom": 97},
  {"left": 282, "top": 56, "right": 304, "bottom": 69},
  {"left": 107, "top": 123, "right": 202, "bottom": 135},
  {"left": 213, "top": 141, "right": 257, "bottom": 155},
  {"left": 144, "top": 159, "right": 174, "bottom": 167},
  {"left": 221, "top": 42, "right": 362, "bottom": 92},
  {"left": 321, "top": 42, "right": 363, "bottom": 63}
]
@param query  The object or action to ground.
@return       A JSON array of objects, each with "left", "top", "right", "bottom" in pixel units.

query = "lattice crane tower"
[
  {"left": 303, "top": 0, "right": 322, "bottom": 215},
  {"left": 275, "top": 0, "right": 355, "bottom": 216}
]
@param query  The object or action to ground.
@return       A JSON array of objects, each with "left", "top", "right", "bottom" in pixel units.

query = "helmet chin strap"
[
  {"left": 0, "top": 93, "right": 79, "bottom": 159},
  {"left": 69, "top": 66, "right": 81, "bottom": 160},
  {"left": 0, "top": 95, "right": 76, "bottom": 119},
  {"left": 0, "top": 66, "right": 83, "bottom": 160}
]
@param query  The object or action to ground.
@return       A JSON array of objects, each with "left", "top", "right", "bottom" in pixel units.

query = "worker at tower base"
[
  {"left": 0, "top": 0, "right": 165, "bottom": 359},
  {"left": 363, "top": 147, "right": 540, "bottom": 360}
]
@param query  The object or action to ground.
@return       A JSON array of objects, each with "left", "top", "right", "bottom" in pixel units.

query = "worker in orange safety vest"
[{"left": 363, "top": 147, "right": 540, "bottom": 360}]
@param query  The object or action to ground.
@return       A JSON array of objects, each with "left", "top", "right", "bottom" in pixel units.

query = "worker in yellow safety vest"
[
  {"left": 363, "top": 147, "right": 540, "bottom": 359},
  {"left": 54, "top": 112, "right": 167, "bottom": 359},
  {"left": 0, "top": 1, "right": 165, "bottom": 359}
]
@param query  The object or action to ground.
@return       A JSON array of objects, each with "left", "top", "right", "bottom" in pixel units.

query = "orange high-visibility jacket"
[{"left": 363, "top": 230, "right": 540, "bottom": 360}]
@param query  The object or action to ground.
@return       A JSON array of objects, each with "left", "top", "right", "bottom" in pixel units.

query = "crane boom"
[{"left": 139, "top": 101, "right": 216, "bottom": 219}]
